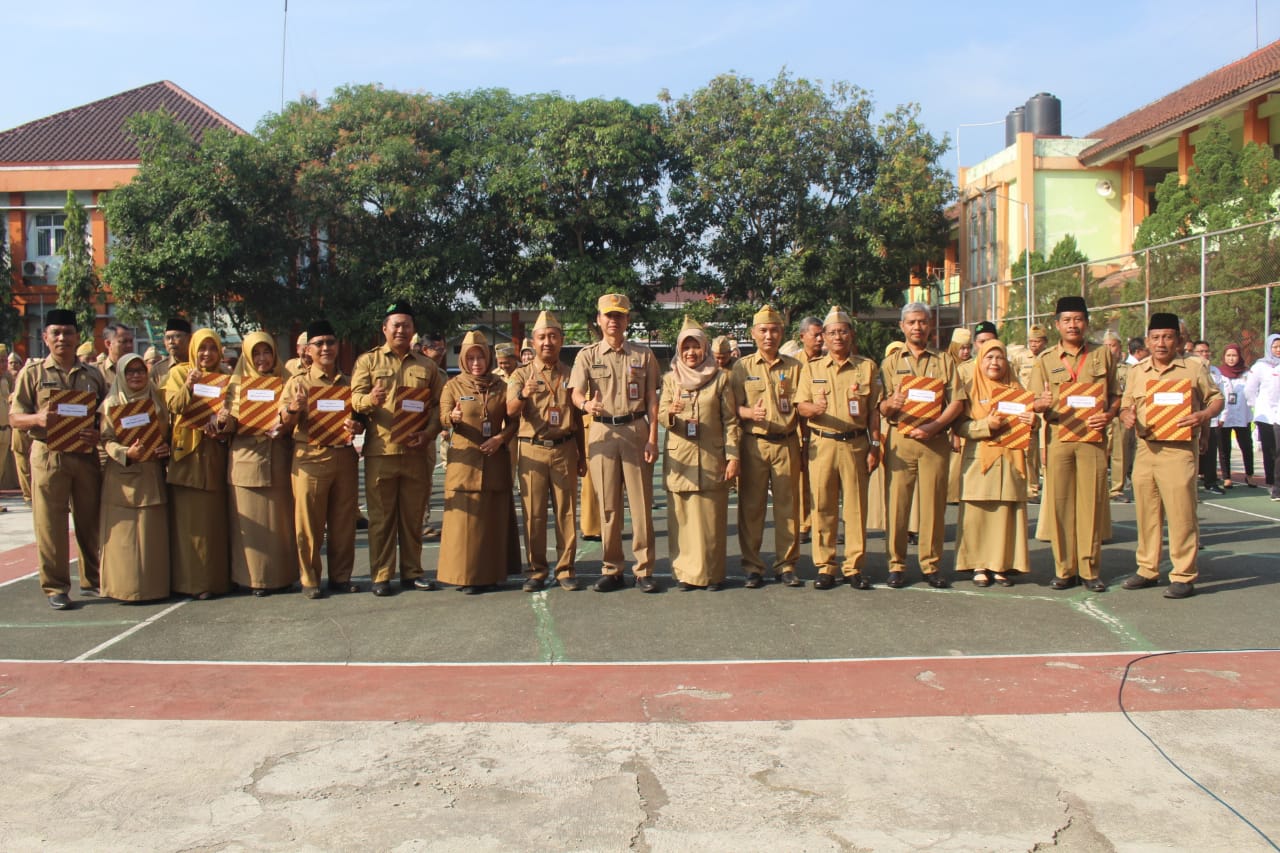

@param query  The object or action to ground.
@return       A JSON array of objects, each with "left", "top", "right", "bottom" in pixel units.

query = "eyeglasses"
[{"left": 309, "top": 338, "right": 339, "bottom": 348}]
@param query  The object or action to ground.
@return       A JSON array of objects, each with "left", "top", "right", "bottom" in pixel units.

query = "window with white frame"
[{"left": 33, "top": 212, "right": 67, "bottom": 257}]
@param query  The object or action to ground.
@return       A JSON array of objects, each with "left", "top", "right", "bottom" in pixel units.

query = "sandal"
[
  {"left": 995, "top": 573, "right": 1014, "bottom": 587},
  {"left": 973, "top": 571, "right": 992, "bottom": 588}
]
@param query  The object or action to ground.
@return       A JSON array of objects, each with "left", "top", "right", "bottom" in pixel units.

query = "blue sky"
[{"left": 4, "top": 1, "right": 1278, "bottom": 171}]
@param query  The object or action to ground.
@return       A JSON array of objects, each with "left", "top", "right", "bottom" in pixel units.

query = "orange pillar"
[
  {"left": 1243, "top": 97, "right": 1270, "bottom": 146},
  {"left": 1178, "top": 129, "right": 1196, "bottom": 184}
]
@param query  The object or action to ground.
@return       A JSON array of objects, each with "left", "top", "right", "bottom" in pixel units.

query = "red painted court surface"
[{"left": 2, "top": 651, "right": 1278, "bottom": 723}]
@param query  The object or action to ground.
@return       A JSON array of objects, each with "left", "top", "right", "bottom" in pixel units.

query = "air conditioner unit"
[{"left": 21, "top": 261, "right": 48, "bottom": 280}]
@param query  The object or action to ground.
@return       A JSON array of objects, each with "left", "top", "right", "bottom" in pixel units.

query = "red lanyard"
[{"left": 1061, "top": 346, "right": 1087, "bottom": 382}]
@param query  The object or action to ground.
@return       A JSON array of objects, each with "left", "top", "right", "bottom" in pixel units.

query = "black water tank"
[
  {"left": 1025, "top": 93, "right": 1062, "bottom": 137},
  {"left": 1005, "top": 106, "right": 1026, "bottom": 146}
]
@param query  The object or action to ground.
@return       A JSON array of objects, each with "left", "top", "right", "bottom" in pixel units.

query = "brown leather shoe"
[
  {"left": 779, "top": 571, "right": 805, "bottom": 588},
  {"left": 813, "top": 573, "right": 837, "bottom": 590},
  {"left": 1049, "top": 575, "right": 1080, "bottom": 590},
  {"left": 1163, "top": 582, "right": 1195, "bottom": 599},
  {"left": 1122, "top": 575, "right": 1158, "bottom": 590},
  {"left": 744, "top": 573, "right": 765, "bottom": 589}
]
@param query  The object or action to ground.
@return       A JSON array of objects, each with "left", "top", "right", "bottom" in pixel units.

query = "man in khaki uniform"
[
  {"left": 97, "top": 323, "right": 135, "bottom": 388},
  {"left": 732, "top": 305, "right": 804, "bottom": 588},
  {"left": 1029, "top": 296, "right": 1120, "bottom": 591},
  {"left": 1103, "top": 331, "right": 1132, "bottom": 502},
  {"left": 794, "top": 316, "right": 825, "bottom": 542},
  {"left": 1119, "top": 313, "right": 1222, "bottom": 599},
  {"left": 494, "top": 343, "right": 518, "bottom": 379},
  {"left": 570, "top": 293, "right": 661, "bottom": 592},
  {"left": 1013, "top": 324, "right": 1049, "bottom": 498},
  {"left": 149, "top": 317, "right": 191, "bottom": 387},
  {"left": 0, "top": 347, "right": 12, "bottom": 500},
  {"left": 507, "top": 311, "right": 584, "bottom": 591},
  {"left": 419, "top": 331, "right": 448, "bottom": 541},
  {"left": 278, "top": 319, "right": 363, "bottom": 599},
  {"left": 8, "top": 352, "right": 32, "bottom": 503},
  {"left": 711, "top": 335, "right": 735, "bottom": 371},
  {"left": 352, "top": 302, "right": 445, "bottom": 596},
  {"left": 10, "top": 309, "right": 107, "bottom": 609},
  {"left": 283, "top": 332, "right": 311, "bottom": 377},
  {"left": 796, "top": 306, "right": 884, "bottom": 589},
  {"left": 878, "top": 301, "right": 965, "bottom": 588}
]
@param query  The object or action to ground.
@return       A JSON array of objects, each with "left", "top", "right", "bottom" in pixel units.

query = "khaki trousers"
[
  {"left": 580, "top": 454, "right": 600, "bottom": 537},
  {"left": 808, "top": 434, "right": 872, "bottom": 575},
  {"left": 518, "top": 440, "right": 578, "bottom": 579},
  {"left": 886, "top": 432, "right": 949, "bottom": 575},
  {"left": 31, "top": 442, "right": 101, "bottom": 596},
  {"left": 738, "top": 433, "right": 801, "bottom": 576},
  {"left": 13, "top": 429, "right": 32, "bottom": 501},
  {"left": 1026, "top": 422, "right": 1043, "bottom": 497},
  {"left": 587, "top": 419, "right": 654, "bottom": 577},
  {"left": 365, "top": 453, "right": 429, "bottom": 584},
  {"left": 1043, "top": 438, "right": 1108, "bottom": 580},
  {"left": 1108, "top": 419, "right": 1131, "bottom": 497},
  {"left": 422, "top": 440, "right": 437, "bottom": 528},
  {"left": 1132, "top": 441, "right": 1199, "bottom": 584},
  {"left": 293, "top": 448, "right": 359, "bottom": 589},
  {"left": 799, "top": 435, "right": 813, "bottom": 533}
]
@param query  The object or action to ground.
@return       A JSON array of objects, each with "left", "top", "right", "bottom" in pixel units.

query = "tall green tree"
[
  {"left": 1000, "top": 234, "right": 1089, "bottom": 342},
  {"left": 58, "top": 191, "right": 98, "bottom": 334}
]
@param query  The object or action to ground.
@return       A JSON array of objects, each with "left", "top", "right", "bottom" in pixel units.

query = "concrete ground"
[{"left": 1, "top": 462, "right": 1278, "bottom": 851}]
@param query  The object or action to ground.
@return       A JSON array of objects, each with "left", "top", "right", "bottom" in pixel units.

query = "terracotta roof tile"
[
  {"left": 1080, "top": 40, "right": 1280, "bottom": 164},
  {"left": 0, "top": 81, "right": 243, "bottom": 165}
]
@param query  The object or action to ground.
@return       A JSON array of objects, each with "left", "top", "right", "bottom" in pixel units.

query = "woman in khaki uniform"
[
  {"left": 100, "top": 353, "right": 172, "bottom": 601},
  {"left": 437, "top": 331, "right": 519, "bottom": 593},
  {"left": 164, "top": 329, "right": 232, "bottom": 599},
  {"left": 660, "top": 319, "right": 740, "bottom": 590},
  {"left": 954, "top": 339, "right": 1037, "bottom": 586},
  {"left": 227, "top": 331, "right": 298, "bottom": 596},
  {"left": 946, "top": 328, "right": 974, "bottom": 504}
]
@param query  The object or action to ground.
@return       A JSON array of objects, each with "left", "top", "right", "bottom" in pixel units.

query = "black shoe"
[
  {"left": 637, "top": 576, "right": 660, "bottom": 593},
  {"left": 1204, "top": 484, "right": 1225, "bottom": 496},
  {"left": 707, "top": 582, "right": 722, "bottom": 592},
  {"left": 558, "top": 576, "right": 583, "bottom": 591},
  {"left": 1122, "top": 575, "right": 1158, "bottom": 590},
  {"left": 848, "top": 573, "right": 872, "bottom": 590},
  {"left": 48, "top": 593, "right": 74, "bottom": 610},
  {"left": 1085, "top": 578, "right": 1107, "bottom": 592},
  {"left": 906, "top": 532, "right": 918, "bottom": 545},
  {"left": 814, "top": 573, "right": 837, "bottom": 590},
  {"left": 799, "top": 531, "right": 811, "bottom": 544},
  {"left": 523, "top": 577, "right": 546, "bottom": 592},
  {"left": 744, "top": 573, "right": 765, "bottom": 589},
  {"left": 400, "top": 577, "right": 437, "bottom": 591},
  {"left": 303, "top": 587, "right": 324, "bottom": 600},
  {"left": 678, "top": 581, "right": 697, "bottom": 591},
  {"left": 1049, "top": 575, "right": 1080, "bottom": 590},
  {"left": 593, "top": 574, "right": 625, "bottom": 592},
  {"left": 462, "top": 585, "right": 482, "bottom": 595},
  {"left": 886, "top": 571, "right": 906, "bottom": 588},
  {"left": 356, "top": 515, "right": 369, "bottom": 530},
  {"left": 252, "top": 588, "right": 269, "bottom": 597},
  {"left": 1111, "top": 494, "right": 1131, "bottom": 503},
  {"left": 779, "top": 571, "right": 804, "bottom": 588},
  {"left": 80, "top": 587, "right": 100, "bottom": 598},
  {"left": 582, "top": 534, "right": 602, "bottom": 541},
  {"left": 371, "top": 582, "right": 394, "bottom": 597},
  {"left": 327, "top": 580, "right": 362, "bottom": 594},
  {"left": 926, "top": 573, "right": 949, "bottom": 589},
  {"left": 1164, "top": 582, "right": 1195, "bottom": 599}
]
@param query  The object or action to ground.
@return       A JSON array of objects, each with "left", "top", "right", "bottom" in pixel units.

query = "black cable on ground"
[{"left": 1118, "top": 649, "right": 1280, "bottom": 851}]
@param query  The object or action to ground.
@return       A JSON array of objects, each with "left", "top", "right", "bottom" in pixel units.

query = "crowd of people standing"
[{"left": 5, "top": 290, "right": 1273, "bottom": 611}]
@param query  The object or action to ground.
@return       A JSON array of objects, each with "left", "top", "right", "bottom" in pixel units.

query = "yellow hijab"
[
  {"left": 164, "top": 328, "right": 225, "bottom": 463},
  {"left": 229, "top": 331, "right": 285, "bottom": 420},
  {"left": 968, "top": 338, "right": 1026, "bottom": 477}
]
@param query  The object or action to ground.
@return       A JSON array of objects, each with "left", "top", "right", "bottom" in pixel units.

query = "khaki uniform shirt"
[
  {"left": 569, "top": 340, "right": 660, "bottom": 419},
  {"left": 351, "top": 345, "right": 443, "bottom": 456},
  {"left": 13, "top": 356, "right": 108, "bottom": 445},
  {"left": 506, "top": 360, "right": 577, "bottom": 441},
  {"left": 284, "top": 357, "right": 309, "bottom": 377},
  {"left": 730, "top": 351, "right": 802, "bottom": 436},
  {"left": 1028, "top": 342, "right": 1119, "bottom": 438},
  {"left": 878, "top": 347, "right": 965, "bottom": 427},
  {"left": 658, "top": 371, "right": 740, "bottom": 492},
  {"left": 1123, "top": 356, "right": 1221, "bottom": 442},
  {"left": 795, "top": 354, "right": 883, "bottom": 434},
  {"left": 283, "top": 365, "right": 353, "bottom": 459},
  {"left": 149, "top": 356, "right": 183, "bottom": 389}
]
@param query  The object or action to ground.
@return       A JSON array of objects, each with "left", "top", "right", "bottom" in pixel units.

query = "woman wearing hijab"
[
  {"left": 163, "top": 328, "right": 232, "bottom": 599},
  {"left": 1245, "top": 333, "right": 1280, "bottom": 494},
  {"left": 99, "top": 353, "right": 171, "bottom": 601},
  {"left": 1217, "top": 344, "right": 1255, "bottom": 488},
  {"left": 660, "top": 317, "right": 740, "bottom": 590},
  {"left": 437, "top": 331, "right": 520, "bottom": 593},
  {"left": 954, "top": 338, "right": 1038, "bottom": 586},
  {"left": 226, "top": 331, "right": 298, "bottom": 595}
]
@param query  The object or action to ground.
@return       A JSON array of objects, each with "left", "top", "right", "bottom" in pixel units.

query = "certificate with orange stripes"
[
  {"left": 307, "top": 386, "right": 353, "bottom": 446},
  {"left": 989, "top": 387, "right": 1035, "bottom": 450},
  {"left": 178, "top": 373, "right": 230, "bottom": 431},
  {"left": 896, "top": 376, "right": 944, "bottom": 434},
  {"left": 236, "top": 376, "right": 284, "bottom": 436},
  {"left": 1057, "top": 381, "right": 1105, "bottom": 443},
  {"left": 111, "top": 398, "right": 165, "bottom": 461},
  {"left": 47, "top": 390, "right": 97, "bottom": 453},
  {"left": 390, "top": 386, "right": 433, "bottom": 445},
  {"left": 1144, "top": 378, "right": 1192, "bottom": 442}
]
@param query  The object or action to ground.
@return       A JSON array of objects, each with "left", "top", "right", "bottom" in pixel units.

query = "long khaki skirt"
[
  {"left": 668, "top": 487, "right": 729, "bottom": 587},
  {"left": 437, "top": 489, "right": 515, "bottom": 587},
  {"left": 170, "top": 483, "right": 231, "bottom": 597},
  {"left": 230, "top": 481, "right": 298, "bottom": 590},
  {"left": 101, "top": 502, "right": 170, "bottom": 601}
]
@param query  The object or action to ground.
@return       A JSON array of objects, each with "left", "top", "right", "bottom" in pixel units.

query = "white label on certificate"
[
  {"left": 996, "top": 401, "right": 1027, "bottom": 415},
  {"left": 56, "top": 403, "right": 88, "bottom": 417},
  {"left": 1066, "top": 395, "right": 1097, "bottom": 409},
  {"left": 315, "top": 399, "right": 346, "bottom": 413},
  {"left": 246, "top": 389, "right": 276, "bottom": 403},
  {"left": 193, "top": 383, "right": 224, "bottom": 400},
  {"left": 1153, "top": 392, "right": 1184, "bottom": 406},
  {"left": 906, "top": 388, "right": 937, "bottom": 403},
  {"left": 120, "top": 413, "right": 151, "bottom": 429},
  {"left": 401, "top": 399, "right": 426, "bottom": 413}
]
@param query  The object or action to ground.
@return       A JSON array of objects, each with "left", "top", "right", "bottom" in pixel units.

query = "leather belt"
[
  {"left": 749, "top": 430, "right": 796, "bottom": 442},
  {"left": 596, "top": 412, "right": 642, "bottom": 426},
  {"left": 519, "top": 435, "right": 574, "bottom": 448},
  {"left": 813, "top": 429, "right": 861, "bottom": 442}
]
